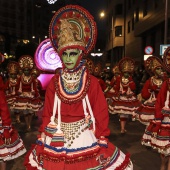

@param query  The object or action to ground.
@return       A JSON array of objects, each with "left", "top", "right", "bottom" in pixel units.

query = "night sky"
[
  {"left": 62, "top": 0, "right": 107, "bottom": 30},
  {"left": 80, "top": 0, "right": 107, "bottom": 29}
]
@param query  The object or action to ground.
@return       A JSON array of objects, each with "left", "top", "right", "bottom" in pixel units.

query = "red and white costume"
[
  {"left": 5, "top": 61, "right": 20, "bottom": 108},
  {"left": 105, "top": 66, "right": 120, "bottom": 114},
  {"left": 0, "top": 76, "right": 26, "bottom": 161},
  {"left": 136, "top": 56, "right": 165, "bottom": 125},
  {"left": 141, "top": 79, "right": 170, "bottom": 155},
  {"left": 14, "top": 56, "right": 43, "bottom": 113},
  {"left": 5, "top": 76, "right": 20, "bottom": 108},
  {"left": 141, "top": 47, "right": 170, "bottom": 156},
  {"left": 24, "top": 5, "right": 133, "bottom": 170},
  {"left": 14, "top": 74, "right": 42, "bottom": 112},
  {"left": 112, "top": 75, "right": 139, "bottom": 116},
  {"left": 25, "top": 68, "right": 132, "bottom": 170},
  {"left": 110, "top": 58, "right": 140, "bottom": 117}
]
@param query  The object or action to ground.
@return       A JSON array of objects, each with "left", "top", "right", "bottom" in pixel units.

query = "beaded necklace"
[{"left": 55, "top": 65, "right": 90, "bottom": 104}]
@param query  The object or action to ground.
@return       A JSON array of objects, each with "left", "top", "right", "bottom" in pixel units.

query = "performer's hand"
[
  {"left": 41, "top": 132, "right": 46, "bottom": 139},
  {"left": 5, "top": 138, "right": 11, "bottom": 145}
]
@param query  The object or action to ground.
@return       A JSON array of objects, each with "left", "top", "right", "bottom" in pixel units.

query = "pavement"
[{"left": 6, "top": 112, "right": 161, "bottom": 170}]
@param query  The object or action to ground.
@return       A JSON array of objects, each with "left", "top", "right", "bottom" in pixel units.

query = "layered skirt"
[
  {"left": 13, "top": 92, "right": 43, "bottom": 114},
  {"left": 113, "top": 95, "right": 139, "bottom": 116},
  {"left": 136, "top": 102, "right": 155, "bottom": 125},
  {"left": 24, "top": 119, "right": 133, "bottom": 170},
  {"left": 0, "top": 118, "right": 26, "bottom": 161},
  {"left": 141, "top": 115, "right": 170, "bottom": 156}
]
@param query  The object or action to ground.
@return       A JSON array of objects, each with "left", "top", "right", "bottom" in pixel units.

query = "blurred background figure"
[
  {"left": 136, "top": 56, "right": 166, "bottom": 125},
  {"left": 5, "top": 61, "right": 21, "bottom": 123},
  {"left": 113, "top": 57, "right": 140, "bottom": 133}
]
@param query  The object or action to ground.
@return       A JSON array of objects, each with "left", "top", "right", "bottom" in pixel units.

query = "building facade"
[
  {"left": 105, "top": 0, "right": 170, "bottom": 67},
  {"left": 0, "top": 0, "right": 65, "bottom": 56}
]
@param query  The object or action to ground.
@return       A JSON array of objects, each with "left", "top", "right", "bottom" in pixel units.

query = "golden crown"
[
  {"left": 119, "top": 57, "right": 135, "bottom": 73},
  {"left": 18, "top": 55, "right": 34, "bottom": 69},
  {"left": 7, "top": 61, "right": 19, "bottom": 74},
  {"left": 49, "top": 5, "right": 97, "bottom": 56}
]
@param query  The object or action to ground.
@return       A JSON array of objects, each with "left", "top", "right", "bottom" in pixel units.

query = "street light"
[{"left": 100, "top": 11, "right": 114, "bottom": 68}]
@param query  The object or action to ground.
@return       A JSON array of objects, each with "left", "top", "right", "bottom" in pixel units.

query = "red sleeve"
[
  {"left": 38, "top": 76, "right": 55, "bottom": 132},
  {"left": 155, "top": 80, "right": 168, "bottom": 120},
  {"left": 110, "top": 77, "right": 116, "bottom": 86},
  {"left": 114, "top": 76, "right": 120, "bottom": 93},
  {"left": 0, "top": 90, "right": 12, "bottom": 126},
  {"left": 88, "top": 76, "right": 110, "bottom": 138},
  {"left": 129, "top": 77, "right": 136, "bottom": 91},
  {"left": 0, "top": 90, "right": 12, "bottom": 138},
  {"left": 141, "top": 79, "right": 151, "bottom": 99},
  {"left": 98, "top": 79, "right": 107, "bottom": 91},
  {"left": 0, "top": 76, "right": 4, "bottom": 90}
]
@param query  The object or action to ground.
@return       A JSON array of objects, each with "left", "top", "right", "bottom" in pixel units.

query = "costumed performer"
[
  {"left": 5, "top": 61, "right": 21, "bottom": 123},
  {"left": 24, "top": 5, "right": 133, "bottom": 170},
  {"left": 15, "top": 55, "right": 42, "bottom": 131},
  {"left": 31, "top": 67, "right": 44, "bottom": 118},
  {"left": 136, "top": 56, "right": 165, "bottom": 125},
  {"left": 0, "top": 54, "right": 26, "bottom": 170},
  {"left": 93, "top": 63, "right": 107, "bottom": 92},
  {"left": 141, "top": 47, "right": 170, "bottom": 170},
  {"left": 113, "top": 57, "right": 140, "bottom": 133},
  {"left": 105, "top": 64, "right": 121, "bottom": 114}
]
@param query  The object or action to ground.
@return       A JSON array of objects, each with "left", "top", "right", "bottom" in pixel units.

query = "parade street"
[{"left": 6, "top": 111, "right": 161, "bottom": 170}]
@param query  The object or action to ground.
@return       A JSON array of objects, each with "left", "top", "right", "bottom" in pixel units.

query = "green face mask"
[
  {"left": 23, "top": 68, "right": 31, "bottom": 76},
  {"left": 9, "top": 73, "right": 17, "bottom": 79},
  {"left": 62, "top": 49, "right": 82, "bottom": 70},
  {"left": 123, "top": 72, "right": 130, "bottom": 78},
  {"left": 155, "top": 67, "right": 163, "bottom": 78}
]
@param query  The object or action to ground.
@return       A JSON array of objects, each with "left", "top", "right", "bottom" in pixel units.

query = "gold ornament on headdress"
[
  {"left": 7, "top": 61, "right": 19, "bottom": 74},
  {"left": 85, "top": 58, "right": 94, "bottom": 74},
  {"left": 49, "top": 5, "right": 97, "bottom": 56},
  {"left": 57, "top": 19, "right": 86, "bottom": 53},
  {"left": 163, "top": 46, "right": 170, "bottom": 73},
  {"left": 150, "top": 58, "right": 162, "bottom": 73},
  {"left": 119, "top": 58, "right": 135, "bottom": 73},
  {"left": 18, "top": 55, "right": 34, "bottom": 69},
  {"left": 31, "top": 68, "right": 40, "bottom": 77},
  {"left": 112, "top": 65, "right": 120, "bottom": 74},
  {"left": 145, "top": 56, "right": 163, "bottom": 75},
  {"left": 94, "top": 63, "right": 102, "bottom": 77}
]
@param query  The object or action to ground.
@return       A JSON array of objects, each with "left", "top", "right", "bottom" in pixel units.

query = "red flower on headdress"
[
  {"left": 54, "top": 25, "right": 59, "bottom": 30},
  {"left": 62, "top": 13, "right": 67, "bottom": 18},
  {"left": 76, "top": 13, "right": 81, "bottom": 18},
  {"left": 68, "top": 11, "right": 73, "bottom": 17},
  {"left": 85, "top": 27, "right": 90, "bottom": 32}
]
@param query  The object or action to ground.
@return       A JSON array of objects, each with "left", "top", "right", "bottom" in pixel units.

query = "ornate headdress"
[
  {"left": 85, "top": 58, "right": 94, "bottom": 74},
  {"left": 163, "top": 46, "right": 170, "bottom": 73},
  {"left": 31, "top": 67, "right": 40, "bottom": 77},
  {"left": 7, "top": 61, "right": 19, "bottom": 74},
  {"left": 118, "top": 57, "right": 135, "bottom": 73},
  {"left": 49, "top": 5, "right": 97, "bottom": 57},
  {"left": 94, "top": 63, "right": 102, "bottom": 77},
  {"left": 112, "top": 64, "right": 120, "bottom": 75},
  {"left": 18, "top": 55, "right": 34, "bottom": 70},
  {"left": 145, "top": 56, "right": 163, "bottom": 75}
]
